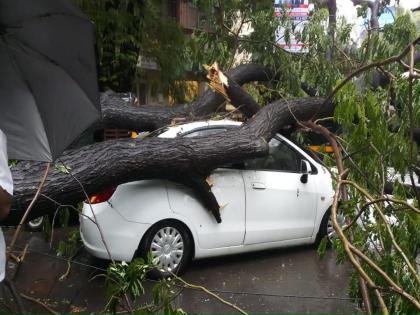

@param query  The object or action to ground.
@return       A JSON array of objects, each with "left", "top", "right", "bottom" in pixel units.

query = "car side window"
[{"left": 244, "top": 138, "right": 304, "bottom": 172}]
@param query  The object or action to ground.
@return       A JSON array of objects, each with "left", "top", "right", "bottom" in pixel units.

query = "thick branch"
[
  {"left": 191, "top": 63, "right": 275, "bottom": 116},
  {"left": 7, "top": 97, "right": 325, "bottom": 225},
  {"left": 101, "top": 64, "right": 274, "bottom": 131},
  {"left": 100, "top": 93, "right": 185, "bottom": 131},
  {"left": 327, "top": 0, "right": 337, "bottom": 61},
  {"left": 206, "top": 63, "right": 262, "bottom": 118}
]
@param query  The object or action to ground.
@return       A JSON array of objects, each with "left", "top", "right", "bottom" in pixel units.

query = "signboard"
[
  {"left": 137, "top": 54, "right": 159, "bottom": 70},
  {"left": 274, "top": 0, "right": 312, "bottom": 53}
]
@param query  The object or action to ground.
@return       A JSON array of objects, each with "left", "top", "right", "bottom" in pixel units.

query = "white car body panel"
[
  {"left": 242, "top": 169, "right": 318, "bottom": 244},
  {"left": 80, "top": 201, "right": 150, "bottom": 261},
  {"left": 193, "top": 237, "right": 314, "bottom": 259},
  {"left": 159, "top": 120, "right": 242, "bottom": 139},
  {"left": 109, "top": 180, "right": 171, "bottom": 224},
  {"left": 167, "top": 169, "right": 246, "bottom": 249},
  {"left": 80, "top": 120, "right": 334, "bottom": 263}
]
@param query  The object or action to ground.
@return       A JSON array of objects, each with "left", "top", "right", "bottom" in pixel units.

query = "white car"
[{"left": 80, "top": 120, "right": 335, "bottom": 276}]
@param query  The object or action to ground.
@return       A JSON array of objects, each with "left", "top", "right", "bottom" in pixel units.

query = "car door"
[
  {"left": 167, "top": 127, "right": 246, "bottom": 249},
  {"left": 242, "top": 136, "right": 319, "bottom": 245}
]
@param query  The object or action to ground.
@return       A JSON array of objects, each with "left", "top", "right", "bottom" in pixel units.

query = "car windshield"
[
  {"left": 180, "top": 125, "right": 239, "bottom": 138},
  {"left": 150, "top": 127, "right": 170, "bottom": 137}
]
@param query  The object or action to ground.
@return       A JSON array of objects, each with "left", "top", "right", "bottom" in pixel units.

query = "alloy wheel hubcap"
[
  {"left": 28, "top": 216, "right": 43, "bottom": 228},
  {"left": 327, "top": 213, "right": 345, "bottom": 242},
  {"left": 327, "top": 218, "right": 335, "bottom": 241},
  {"left": 150, "top": 227, "right": 184, "bottom": 272}
]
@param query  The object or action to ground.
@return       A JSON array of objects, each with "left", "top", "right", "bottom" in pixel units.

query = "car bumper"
[{"left": 80, "top": 202, "right": 151, "bottom": 262}]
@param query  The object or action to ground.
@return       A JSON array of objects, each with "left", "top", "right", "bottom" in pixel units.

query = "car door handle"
[{"left": 251, "top": 182, "right": 266, "bottom": 190}]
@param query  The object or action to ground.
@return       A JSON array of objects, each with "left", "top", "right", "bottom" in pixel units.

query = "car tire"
[
  {"left": 138, "top": 220, "right": 192, "bottom": 279},
  {"left": 25, "top": 216, "right": 45, "bottom": 232},
  {"left": 315, "top": 209, "right": 335, "bottom": 246}
]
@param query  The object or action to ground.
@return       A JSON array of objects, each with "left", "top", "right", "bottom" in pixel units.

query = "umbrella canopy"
[{"left": 0, "top": 0, "right": 100, "bottom": 162}]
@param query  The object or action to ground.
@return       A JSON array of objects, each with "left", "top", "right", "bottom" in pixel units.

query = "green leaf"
[
  {"left": 317, "top": 236, "right": 328, "bottom": 259},
  {"left": 54, "top": 163, "right": 70, "bottom": 174}
]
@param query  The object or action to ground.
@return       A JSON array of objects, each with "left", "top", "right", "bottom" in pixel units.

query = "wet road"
[
  {"left": 1, "top": 228, "right": 361, "bottom": 314},
  {"left": 179, "top": 247, "right": 360, "bottom": 314}
]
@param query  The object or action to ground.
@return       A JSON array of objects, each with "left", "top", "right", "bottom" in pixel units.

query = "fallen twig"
[
  {"left": 172, "top": 273, "right": 248, "bottom": 315},
  {"left": 4, "top": 279, "right": 26, "bottom": 314},
  {"left": 58, "top": 246, "right": 82, "bottom": 281},
  {"left": 20, "top": 293, "right": 59, "bottom": 315},
  {"left": 342, "top": 179, "right": 420, "bottom": 286},
  {"left": 7, "top": 163, "right": 51, "bottom": 256},
  {"left": 331, "top": 176, "right": 389, "bottom": 315}
]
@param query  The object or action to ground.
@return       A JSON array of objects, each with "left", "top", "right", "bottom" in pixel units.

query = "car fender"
[
  {"left": 110, "top": 180, "right": 201, "bottom": 257},
  {"left": 312, "top": 170, "right": 334, "bottom": 241},
  {"left": 109, "top": 180, "right": 174, "bottom": 224}
]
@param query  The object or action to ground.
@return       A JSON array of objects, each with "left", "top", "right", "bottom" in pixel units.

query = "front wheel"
[
  {"left": 138, "top": 220, "right": 192, "bottom": 278},
  {"left": 326, "top": 213, "right": 335, "bottom": 243},
  {"left": 316, "top": 209, "right": 345, "bottom": 246},
  {"left": 25, "top": 216, "right": 45, "bottom": 231}
]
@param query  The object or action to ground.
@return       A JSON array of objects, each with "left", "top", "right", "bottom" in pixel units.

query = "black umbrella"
[{"left": 0, "top": 0, "right": 100, "bottom": 162}]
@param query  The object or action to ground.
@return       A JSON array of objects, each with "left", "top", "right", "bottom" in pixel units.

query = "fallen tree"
[
  {"left": 7, "top": 92, "right": 328, "bottom": 224},
  {"left": 5, "top": 63, "right": 278, "bottom": 224},
  {"left": 7, "top": 49, "right": 420, "bottom": 225},
  {"left": 7, "top": 51, "right": 420, "bottom": 315},
  {"left": 6, "top": 1, "right": 420, "bottom": 313},
  {"left": 100, "top": 63, "right": 273, "bottom": 131}
]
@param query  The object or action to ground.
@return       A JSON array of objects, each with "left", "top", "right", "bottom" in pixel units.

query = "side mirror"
[
  {"left": 300, "top": 160, "right": 311, "bottom": 174},
  {"left": 300, "top": 160, "right": 311, "bottom": 184}
]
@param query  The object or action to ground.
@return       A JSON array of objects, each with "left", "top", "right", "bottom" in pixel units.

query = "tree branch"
[
  {"left": 7, "top": 95, "right": 326, "bottom": 225},
  {"left": 99, "top": 64, "right": 275, "bottom": 132},
  {"left": 318, "top": 35, "right": 420, "bottom": 115}
]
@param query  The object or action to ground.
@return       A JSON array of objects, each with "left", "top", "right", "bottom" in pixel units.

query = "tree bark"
[
  {"left": 351, "top": 0, "right": 380, "bottom": 31},
  {"left": 101, "top": 64, "right": 274, "bottom": 131},
  {"left": 326, "top": 0, "right": 337, "bottom": 61},
  {"left": 6, "top": 97, "right": 327, "bottom": 225}
]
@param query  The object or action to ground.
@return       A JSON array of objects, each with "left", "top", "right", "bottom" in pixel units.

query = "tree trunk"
[
  {"left": 101, "top": 64, "right": 274, "bottom": 131},
  {"left": 6, "top": 97, "right": 327, "bottom": 225},
  {"left": 351, "top": 0, "right": 380, "bottom": 31},
  {"left": 326, "top": 0, "right": 337, "bottom": 61}
]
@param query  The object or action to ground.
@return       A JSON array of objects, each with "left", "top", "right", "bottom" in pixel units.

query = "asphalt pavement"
[{"left": 0, "top": 227, "right": 361, "bottom": 314}]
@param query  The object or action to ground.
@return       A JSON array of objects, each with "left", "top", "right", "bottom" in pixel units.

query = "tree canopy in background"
[{"left": 73, "top": 0, "right": 187, "bottom": 93}]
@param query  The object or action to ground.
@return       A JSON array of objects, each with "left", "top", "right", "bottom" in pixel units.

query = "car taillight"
[{"left": 88, "top": 187, "right": 116, "bottom": 204}]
